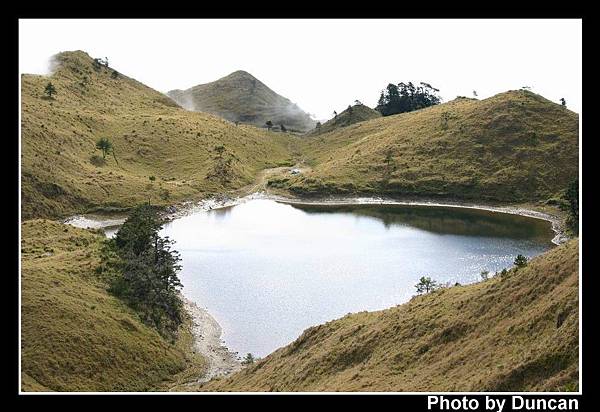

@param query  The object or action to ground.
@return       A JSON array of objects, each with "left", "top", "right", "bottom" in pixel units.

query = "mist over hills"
[
  {"left": 20, "top": 51, "right": 293, "bottom": 219},
  {"left": 20, "top": 49, "right": 580, "bottom": 393}
]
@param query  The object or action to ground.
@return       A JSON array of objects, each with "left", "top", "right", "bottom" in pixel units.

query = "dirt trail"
[
  {"left": 240, "top": 162, "right": 310, "bottom": 195},
  {"left": 63, "top": 163, "right": 569, "bottom": 386},
  {"left": 244, "top": 166, "right": 289, "bottom": 193}
]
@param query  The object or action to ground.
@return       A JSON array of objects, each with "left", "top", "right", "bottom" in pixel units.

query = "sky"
[{"left": 19, "top": 19, "right": 582, "bottom": 120}]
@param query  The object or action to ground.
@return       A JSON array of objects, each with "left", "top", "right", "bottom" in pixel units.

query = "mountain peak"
[
  {"left": 227, "top": 70, "right": 255, "bottom": 79},
  {"left": 168, "top": 71, "right": 315, "bottom": 131}
]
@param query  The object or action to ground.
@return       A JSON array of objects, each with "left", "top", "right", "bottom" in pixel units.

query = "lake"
[{"left": 159, "top": 199, "right": 554, "bottom": 358}]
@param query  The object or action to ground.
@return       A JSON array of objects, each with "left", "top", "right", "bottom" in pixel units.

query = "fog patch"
[
  {"left": 282, "top": 101, "right": 317, "bottom": 130},
  {"left": 46, "top": 55, "right": 61, "bottom": 76},
  {"left": 168, "top": 90, "right": 196, "bottom": 111}
]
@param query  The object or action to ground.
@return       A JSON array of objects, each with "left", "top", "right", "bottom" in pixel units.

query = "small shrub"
[
  {"left": 415, "top": 276, "right": 438, "bottom": 294},
  {"left": 242, "top": 353, "right": 256, "bottom": 365},
  {"left": 514, "top": 255, "right": 528, "bottom": 268},
  {"left": 95, "top": 137, "right": 113, "bottom": 159}
]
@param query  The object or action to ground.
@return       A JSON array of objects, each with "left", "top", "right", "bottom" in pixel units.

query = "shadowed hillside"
[
  {"left": 21, "top": 51, "right": 294, "bottom": 220},
  {"left": 200, "top": 239, "right": 579, "bottom": 392},
  {"left": 276, "top": 92, "right": 578, "bottom": 204},
  {"left": 168, "top": 70, "right": 316, "bottom": 132}
]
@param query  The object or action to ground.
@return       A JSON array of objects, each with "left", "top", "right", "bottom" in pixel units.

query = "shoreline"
[
  {"left": 62, "top": 183, "right": 570, "bottom": 247},
  {"left": 270, "top": 195, "right": 569, "bottom": 246},
  {"left": 61, "top": 189, "right": 570, "bottom": 384},
  {"left": 162, "top": 191, "right": 570, "bottom": 246},
  {"left": 182, "top": 298, "right": 242, "bottom": 384}
]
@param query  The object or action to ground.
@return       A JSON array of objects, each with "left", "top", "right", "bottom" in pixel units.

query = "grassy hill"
[
  {"left": 273, "top": 92, "right": 578, "bottom": 204},
  {"left": 200, "top": 239, "right": 579, "bottom": 392},
  {"left": 22, "top": 53, "right": 578, "bottom": 219},
  {"left": 309, "top": 103, "right": 381, "bottom": 135},
  {"left": 167, "top": 70, "right": 316, "bottom": 132},
  {"left": 20, "top": 51, "right": 579, "bottom": 393},
  {"left": 20, "top": 220, "right": 204, "bottom": 391},
  {"left": 21, "top": 51, "right": 294, "bottom": 220}
]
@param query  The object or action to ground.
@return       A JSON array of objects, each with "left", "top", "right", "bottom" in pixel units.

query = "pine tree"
[
  {"left": 44, "top": 82, "right": 57, "bottom": 98},
  {"left": 108, "top": 204, "right": 184, "bottom": 337},
  {"left": 415, "top": 276, "right": 438, "bottom": 294},
  {"left": 514, "top": 255, "right": 528, "bottom": 268},
  {"left": 95, "top": 137, "right": 113, "bottom": 159}
]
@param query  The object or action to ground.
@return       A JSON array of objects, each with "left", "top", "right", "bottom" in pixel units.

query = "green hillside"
[
  {"left": 274, "top": 92, "right": 578, "bottom": 204},
  {"left": 201, "top": 239, "right": 579, "bottom": 392},
  {"left": 168, "top": 70, "right": 316, "bottom": 132},
  {"left": 21, "top": 51, "right": 293, "bottom": 220}
]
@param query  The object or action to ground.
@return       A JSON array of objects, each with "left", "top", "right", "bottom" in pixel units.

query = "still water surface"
[{"left": 160, "top": 199, "right": 554, "bottom": 357}]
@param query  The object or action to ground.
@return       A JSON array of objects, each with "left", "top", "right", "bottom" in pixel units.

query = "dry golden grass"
[
  {"left": 201, "top": 240, "right": 579, "bottom": 392},
  {"left": 21, "top": 51, "right": 294, "bottom": 220},
  {"left": 308, "top": 103, "right": 381, "bottom": 136},
  {"left": 21, "top": 52, "right": 578, "bottom": 219},
  {"left": 20, "top": 220, "right": 204, "bottom": 392},
  {"left": 280, "top": 92, "right": 578, "bottom": 204},
  {"left": 20, "top": 50, "right": 579, "bottom": 393}
]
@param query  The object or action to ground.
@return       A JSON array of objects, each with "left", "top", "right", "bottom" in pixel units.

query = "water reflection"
[
  {"left": 160, "top": 199, "right": 554, "bottom": 357},
  {"left": 211, "top": 205, "right": 233, "bottom": 221},
  {"left": 292, "top": 204, "right": 552, "bottom": 240}
]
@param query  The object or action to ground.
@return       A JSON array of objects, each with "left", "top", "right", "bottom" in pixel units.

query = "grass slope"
[
  {"left": 309, "top": 103, "right": 381, "bottom": 135},
  {"left": 21, "top": 51, "right": 294, "bottom": 220},
  {"left": 22, "top": 53, "right": 578, "bottom": 219},
  {"left": 20, "top": 220, "right": 204, "bottom": 391},
  {"left": 201, "top": 239, "right": 579, "bottom": 392},
  {"left": 168, "top": 70, "right": 315, "bottom": 132},
  {"left": 277, "top": 93, "right": 578, "bottom": 203},
  {"left": 20, "top": 51, "right": 579, "bottom": 393}
]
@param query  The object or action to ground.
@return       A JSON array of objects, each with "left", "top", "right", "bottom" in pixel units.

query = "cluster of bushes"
[
  {"left": 376, "top": 81, "right": 441, "bottom": 116},
  {"left": 415, "top": 255, "right": 529, "bottom": 295},
  {"left": 99, "top": 204, "right": 184, "bottom": 339}
]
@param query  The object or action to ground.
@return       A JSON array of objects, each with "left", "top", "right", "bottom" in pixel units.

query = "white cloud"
[{"left": 19, "top": 19, "right": 582, "bottom": 119}]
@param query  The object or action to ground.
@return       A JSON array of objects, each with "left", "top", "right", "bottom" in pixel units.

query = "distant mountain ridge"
[{"left": 167, "top": 70, "right": 316, "bottom": 132}]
